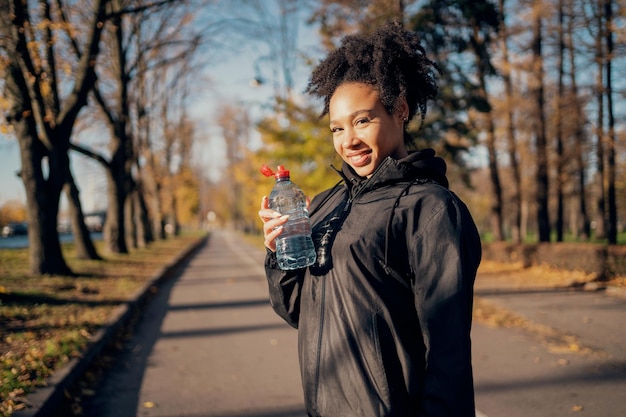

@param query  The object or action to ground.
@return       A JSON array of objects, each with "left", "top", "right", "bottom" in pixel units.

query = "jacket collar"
[{"left": 335, "top": 148, "right": 449, "bottom": 196}]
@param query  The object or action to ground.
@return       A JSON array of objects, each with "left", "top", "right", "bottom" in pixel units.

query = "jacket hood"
[{"left": 337, "top": 148, "right": 449, "bottom": 191}]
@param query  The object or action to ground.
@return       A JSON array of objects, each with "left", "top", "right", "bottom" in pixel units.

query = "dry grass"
[
  {"left": 477, "top": 259, "right": 626, "bottom": 290},
  {"left": 476, "top": 260, "right": 601, "bottom": 289}
]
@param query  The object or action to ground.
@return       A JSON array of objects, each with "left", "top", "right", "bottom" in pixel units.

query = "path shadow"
[{"left": 77, "top": 240, "right": 207, "bottom": 417}]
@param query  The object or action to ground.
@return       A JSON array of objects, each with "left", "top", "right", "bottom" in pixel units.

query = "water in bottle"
[{"left": 261, "top": 164, "right": 317, "bottom": 270}]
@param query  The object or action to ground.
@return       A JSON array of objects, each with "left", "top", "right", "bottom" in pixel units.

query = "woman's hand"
[{"left": 258, "top": 196, "right": 289, "bottom": 252}]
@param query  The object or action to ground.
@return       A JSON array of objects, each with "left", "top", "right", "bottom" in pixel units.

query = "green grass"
[{"left": 0, "top": 231, "right": 206, "bottom": 417}]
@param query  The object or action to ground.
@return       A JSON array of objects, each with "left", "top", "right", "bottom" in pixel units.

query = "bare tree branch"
[
  {"left": 106, "top": 0, "right": 182, "bottom": 20},
  {"left": 70, "top": 141, "right": 111, "bottom": 168}
]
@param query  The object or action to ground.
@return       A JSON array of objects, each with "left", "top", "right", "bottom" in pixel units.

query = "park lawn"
[{"left": 0, "top": 232, "right": 205, "bottom": 417}]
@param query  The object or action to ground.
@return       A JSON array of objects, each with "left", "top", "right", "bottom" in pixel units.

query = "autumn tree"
[
  {"left": 69, "top": 0, "right": 204, "bottom": 253},
  {"left": 308, "top": 0, "right": 418, "bottom": 49},
  {"left": 0, "top": 0, "right": 109, "bottom": 274},
  {"left": 304, "top": 0, "right": 626, "bottom": 244},
  {"left": 497, "top": 0, "right": 523, "bottom": 243},
  {"left": 604, "top": 0, "right": 618, "bottom": 244},
  {"left": 159, "top": 84, "right": 198, "bottom": 236},
  {"left": 257, "top": 98, "right": 343, "bottom": 195},
  {"left": 566, "top": 0, "right": 591, "bottom": 241},
  {"left": 411, "top": 0, "right": 504, "bottom": 240},
  {"left": 528, "top": 0, "right": 551, "bottom": 242}
]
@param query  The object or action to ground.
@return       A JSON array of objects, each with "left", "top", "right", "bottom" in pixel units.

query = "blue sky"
[{"left": 0, "top": 138, "right": 23, "bottom": 205}]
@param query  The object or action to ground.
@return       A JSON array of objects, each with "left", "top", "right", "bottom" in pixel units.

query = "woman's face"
[{"left": 329, "top": 82, "right": 408, "bottom": 178}]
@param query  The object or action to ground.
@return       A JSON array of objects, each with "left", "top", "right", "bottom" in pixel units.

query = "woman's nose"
[{"left": 341, "top": 128, "right": 359, "bottom": 148}]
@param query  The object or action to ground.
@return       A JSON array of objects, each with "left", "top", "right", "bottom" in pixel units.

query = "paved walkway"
[
  {"left": 81, "top": 230, "right": 305, "bottom": 417},
  {"left": 472, "top": 282, "right": 626, "bottom": 416},
  {"left": 79, "top": 229, "right": 626, "bottom": 417}
]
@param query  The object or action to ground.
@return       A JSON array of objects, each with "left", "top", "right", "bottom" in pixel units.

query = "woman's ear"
[{"left": 395, "top": 96, "right": 409, "bottom": 121}]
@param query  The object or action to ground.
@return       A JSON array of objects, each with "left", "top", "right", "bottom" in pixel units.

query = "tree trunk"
[
  {"left": 595, "top": 5, "right": 606, "bottom": 240},
  {"left": 555, "top": 0, "right": 565, "bottom": 242},
  {"left": 103, "top": 143, "right": 130, "bottom": 254},
  {"left": 152, "top": 180, "right": 166, "bottom": 240},
  {"left": 3, "top": 0, "right": 107, "bottom": 275},
  {"left": 64, "top": 169, "right": 101, "bottom": 260},
  {"left": 484, "top": 116, "right": 504, "bottom": 242},
  {"left": 604, "top": 0, "right": 617, "bottom": 245},
  {"left": 134, "top": 184, "right": 154, "bottom": 247},
  {"left": 6, "top": 66, "right": 71, "bottom": 275},
  {"left": 14, "top": 103, "right": 72, "bottom": 275},
  {"left": 532, "top": 2, "right": 551, "bottom": 242},
  {"left": 99, "top": 8, "right": 134, "bottom": 254},
  {"left": 170, "top": 188, "right": 180, "bottom": 236},
  {"left": 467, "top": 8, "right": 503, "bottom": 242},
  {"left": 566, "top": 2, "right": 590, "bottom": 240},
  {"left": 499, "top": 0, "right": 522, "bottom": 243},
  {"left": 125, "top": 188, "right": 138, "bottom": 250}
]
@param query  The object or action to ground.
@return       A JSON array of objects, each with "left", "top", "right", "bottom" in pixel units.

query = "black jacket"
[{"left": 265, "top": 149, "right": 482, "bottom": 417}]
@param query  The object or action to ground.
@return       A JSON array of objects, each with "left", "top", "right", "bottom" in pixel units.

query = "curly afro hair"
[{"left": 306, "top": 21, "right": 438, "bottom": 128}]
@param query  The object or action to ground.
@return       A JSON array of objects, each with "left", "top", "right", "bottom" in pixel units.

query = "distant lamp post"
[
  {"left": 250, "top": 56, "right": 269, "bottom": 88},
  {"left": 249, "top": 77, "right": 264, "bottom": 88},
  {"left": 206, "top": 210, "right": 217, "bottom": 230}
]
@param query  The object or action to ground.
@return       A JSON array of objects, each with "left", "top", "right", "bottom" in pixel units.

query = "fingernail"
[{"left": 280, "top": 215, "right": 289, "bottom": 220}]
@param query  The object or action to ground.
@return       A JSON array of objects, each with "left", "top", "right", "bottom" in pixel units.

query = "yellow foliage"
[
  {"left": 174, "top": 168, "right": 200, "bottom": 226},
  {"left": 0, "top": 124, "right": 13, "bottom": 135},
  {"left": 255, "top": 98, "right": 342, "bottom": 197},
  {"left": 208, "top": 97, "right": 345, "bottom": 232},
  {"left": 0, "top": 201, "right": 28, "bottom": 226}
]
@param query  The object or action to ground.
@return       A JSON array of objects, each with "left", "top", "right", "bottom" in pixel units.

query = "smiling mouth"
[{"left": 348, "top": 152, "right": 371, "bottom": 167}]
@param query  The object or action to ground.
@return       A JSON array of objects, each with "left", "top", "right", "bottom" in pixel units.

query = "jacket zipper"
[{"left": 313, "top": 195, "right": 352, "bottom": 412}]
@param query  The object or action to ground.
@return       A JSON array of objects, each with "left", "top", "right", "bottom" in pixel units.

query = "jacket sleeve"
[
  {"left": 409, "top": 192, "right": 482, "bottom": 416},
  {"left": 265, "top": 249, "right": 305, "bottom": 329}
]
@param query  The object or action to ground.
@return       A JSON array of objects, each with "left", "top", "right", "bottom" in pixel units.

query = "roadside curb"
[
  {"left": 13, "top": 234, "right": 209, "bottom": 417},
  {"left": 583, "top": 282, "right": 626, "bottom": 299},
  {"left": 603, "top": 285, "right": 626, "bottom": 298}
]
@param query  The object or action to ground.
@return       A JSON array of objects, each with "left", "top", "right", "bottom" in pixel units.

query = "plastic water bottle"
[{"left": 261, "top": 165, "right": 317, "bottom": 270}]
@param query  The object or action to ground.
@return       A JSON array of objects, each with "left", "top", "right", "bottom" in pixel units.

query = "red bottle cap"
[{"left": 260, "top": 164, "right": 290, "bottom": 179}]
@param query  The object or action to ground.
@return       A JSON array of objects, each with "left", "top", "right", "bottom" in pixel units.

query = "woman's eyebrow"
[{"left": 329, "top": 109, "right": 373, "bottom": 125}]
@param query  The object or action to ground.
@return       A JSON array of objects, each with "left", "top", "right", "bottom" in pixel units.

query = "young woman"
[{"left": 258, "top": 22, "right": 481, "bottom": 417}]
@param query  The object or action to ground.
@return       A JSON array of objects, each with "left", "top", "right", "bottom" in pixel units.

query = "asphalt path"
[
  {"left": 79, "top": 229, "right": 626, "bottom": 417},
  {"left": 472, "top": 288, "right": 626, "bottom": 417},
  {"left": 81, "top": 230, "right": 305, "bottom": 417}
]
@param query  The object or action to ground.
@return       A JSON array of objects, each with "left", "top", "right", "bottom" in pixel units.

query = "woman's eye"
[
  {"left": 330, "top": 126, "right": 341, "bottom": 133},
  {"left": 356, "top": 117, "right": 370, "bottom": 125}
]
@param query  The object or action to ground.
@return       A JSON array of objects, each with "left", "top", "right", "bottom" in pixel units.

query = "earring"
[{"left": 403, "top": 116, "right": 408, "bottom": 122}]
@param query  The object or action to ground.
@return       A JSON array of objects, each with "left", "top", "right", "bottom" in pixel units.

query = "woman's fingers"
[
  {"left": 263, "top": 214, "right": 289, "bottom": 251},
  {"left": 258, "top": 196, "right": 276, "bottom": 220},
  {"left": 258, "top": 196, "right": 288, "bottom": 252}
]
